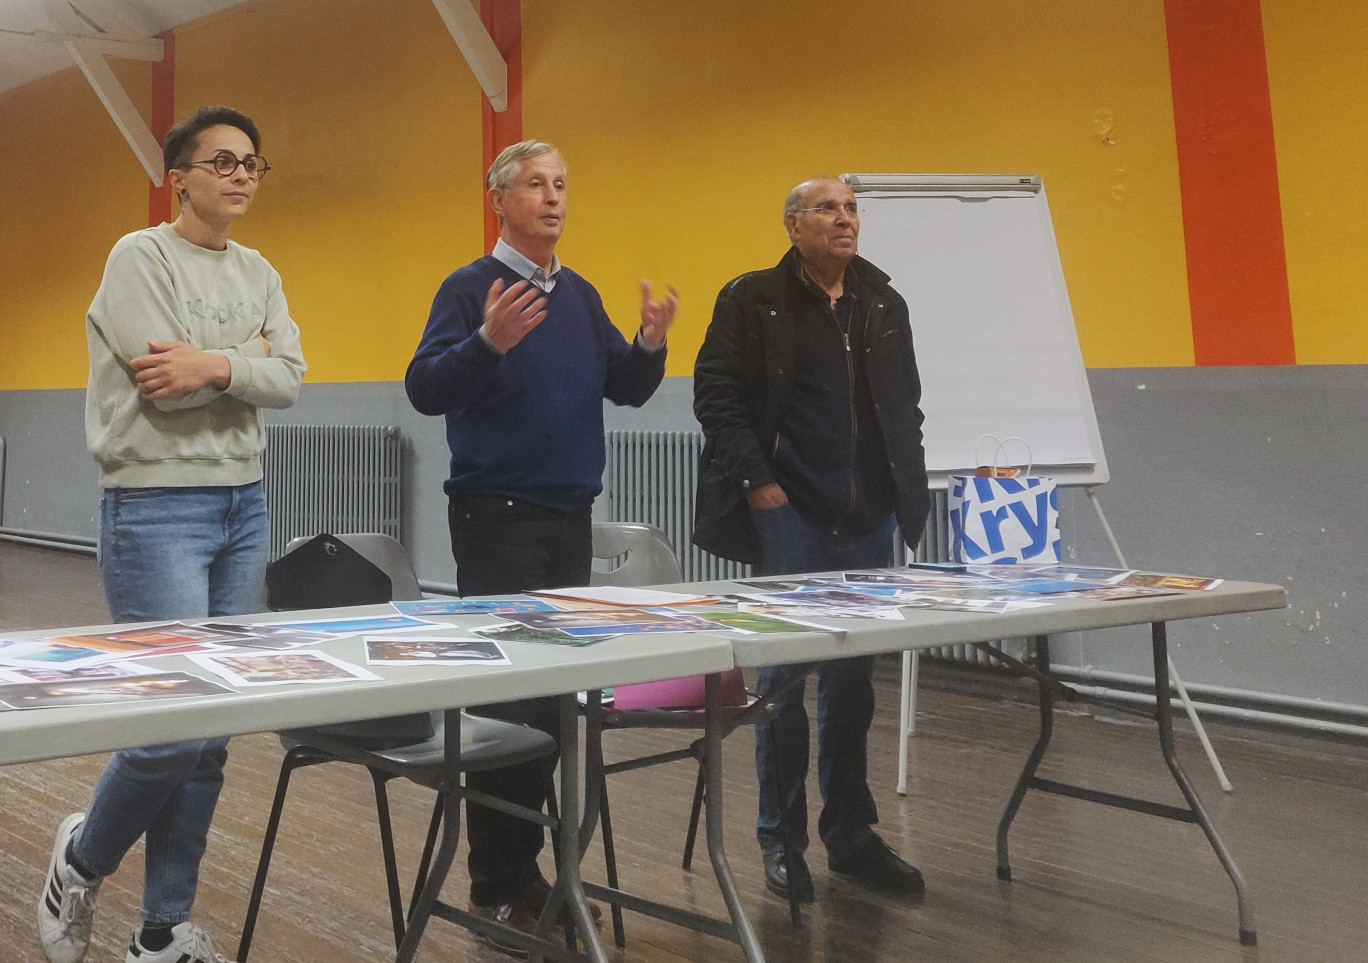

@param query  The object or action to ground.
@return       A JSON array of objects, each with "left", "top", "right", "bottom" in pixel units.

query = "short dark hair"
[{"left": 162, "top": 106, "right": 261, "bottom": 174}]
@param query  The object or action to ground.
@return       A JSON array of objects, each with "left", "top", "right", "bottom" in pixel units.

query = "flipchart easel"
[{"left": 841, "top": 174, "right": 1233, "bottom": 796}]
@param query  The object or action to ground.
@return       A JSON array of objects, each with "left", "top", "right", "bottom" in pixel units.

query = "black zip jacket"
[{"left": 693, "top": 247, "right": 931, "bottom": 563}]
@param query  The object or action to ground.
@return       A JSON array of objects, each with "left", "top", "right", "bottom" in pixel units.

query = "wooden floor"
[{"left": 1, "top": 540, "right": 1365, "bottom": 963}]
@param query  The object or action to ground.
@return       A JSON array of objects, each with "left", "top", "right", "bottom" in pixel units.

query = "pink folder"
[{"left": 612, "top": 667, "right": 747, "bottom": 710}]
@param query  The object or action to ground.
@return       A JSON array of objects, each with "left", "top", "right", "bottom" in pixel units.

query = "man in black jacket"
[{"left": 693, "top": 176, "right": 930, "bottom": 903}]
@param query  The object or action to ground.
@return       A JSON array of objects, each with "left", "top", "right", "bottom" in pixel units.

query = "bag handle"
[{"left": 973, "top": 433, "right": 1034, "bottom": 477}]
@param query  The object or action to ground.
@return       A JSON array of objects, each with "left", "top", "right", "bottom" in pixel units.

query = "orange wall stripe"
[
  {"left": 147, "top": 30, "right": 175, "bottom": 227},
  {"left": 1164, "top": 0, "right": 1294, "bottom": 365},
  {"left": 481, "top": 0, "right": 522, "bottom": 252}
]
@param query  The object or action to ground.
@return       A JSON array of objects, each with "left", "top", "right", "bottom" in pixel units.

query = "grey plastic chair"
[
  {"left": 590, "top": 522, "right": 684, "bottom": 585},
  {"left": 239, "top": 533, "right": 557, "bottom": 962},
  {"left": 588, "top": 523, "right": 799, "bottom": 944}
]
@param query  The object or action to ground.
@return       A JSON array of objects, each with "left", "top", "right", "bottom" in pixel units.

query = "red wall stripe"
[
  {"left": 1164, "top": 0, "right": 1294, "bottom": 365},
  {"left": 147, "top": 31, "right": 175, "bottom": 227},
  {"left": 481, "top": 0, "right": 522, "bottom": 252}
]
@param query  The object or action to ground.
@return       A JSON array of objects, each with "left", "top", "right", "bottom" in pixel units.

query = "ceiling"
[
  {"left": 0, "top": 0, "right": 504, "bottom": 183},
  {"left": 0, "top": 0, "right": 251, "bottom": 95}
]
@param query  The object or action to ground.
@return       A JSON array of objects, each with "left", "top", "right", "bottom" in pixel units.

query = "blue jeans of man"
[
  {"left": 72, "top": 483, "right": 267, "bottom": 925},
  {"left": 751, "top": 503, "right": 896, "bottom": 859}
]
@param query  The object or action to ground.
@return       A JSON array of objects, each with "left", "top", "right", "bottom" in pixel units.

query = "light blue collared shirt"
[
  {"left": 492, "top": 238, "right": 561, "bottom": 293},
  {"left": 487, "top": 238, "right": 665, "bottom": 354}
]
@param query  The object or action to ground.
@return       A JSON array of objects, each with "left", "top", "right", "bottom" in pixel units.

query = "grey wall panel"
[
  {"left": 1064, "top": 366, "right": 1366, "bottom": 706},
  {"left": 0, "top": 389, "right": 101, "bottom": 538},
  {"left": 2, "top": 366, "right": 1362, "bottom": 708}
]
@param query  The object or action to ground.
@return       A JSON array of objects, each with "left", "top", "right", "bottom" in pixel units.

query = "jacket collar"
[{"left": 777, "top": 245, "right": 892, "bottom": 292}]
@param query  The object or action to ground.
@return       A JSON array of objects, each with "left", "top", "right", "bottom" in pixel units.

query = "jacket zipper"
[{"left": 825, "top": 298, "right": 858, "bottom": 536}]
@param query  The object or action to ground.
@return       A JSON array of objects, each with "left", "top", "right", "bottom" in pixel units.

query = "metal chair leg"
[
  {"left": 681, "top": 761, "right": 707, "bottom": 871},
  {"left": 238, "top": 746, "right": 330, "bottom": 962},
  {"left": 239, "top": 752, "right": 298, "bottom": 962},
  {"left": 599, "top": 775, "right": 627, "bottom": 947},
  {"left": 408, "top": 795, "right": 445, "bottom": 919},
  {"left": 369, "top": 769, "right": 407, "bottom": 950},
  {"left": 766, "top": 719, "right": 802, "bottom": 929}
]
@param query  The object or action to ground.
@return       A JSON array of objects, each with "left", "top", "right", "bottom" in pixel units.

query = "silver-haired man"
[{"left": 406, "top": 140, "right": 677, "bottom": 951}]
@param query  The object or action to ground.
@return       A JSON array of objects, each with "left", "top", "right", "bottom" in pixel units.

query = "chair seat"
[{"left": 280, "top": 712, "right": 558, "bottom": 784}]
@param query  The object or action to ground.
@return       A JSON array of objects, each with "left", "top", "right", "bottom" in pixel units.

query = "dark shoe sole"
[
  {"left": 828, "top": 864, "right": 925, "bottom": 897},
  {"left": 765, "top": 875, "right": 816, "bottom": 903}
]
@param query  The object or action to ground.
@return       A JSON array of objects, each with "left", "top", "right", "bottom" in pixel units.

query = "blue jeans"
[
  {"left": 752, "top": 503, "right": 896, "bottom": 858},
  {"left": 73, "top": 483, "right": 267, "bottom": 925}
]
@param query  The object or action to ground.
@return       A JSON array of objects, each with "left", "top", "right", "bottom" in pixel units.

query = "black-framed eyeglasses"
[
  {"left": 181, "top": 150, "right": 271, "bottom": 180},
  {"left": 795, "top": 201, "right": 861, "bottom": 219}
]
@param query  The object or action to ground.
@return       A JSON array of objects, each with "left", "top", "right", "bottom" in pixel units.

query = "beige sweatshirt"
[{"left": 85, "top": 223, "right": 307, "bottom": 488}]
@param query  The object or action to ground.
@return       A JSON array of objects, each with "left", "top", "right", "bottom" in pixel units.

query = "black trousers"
[{"left": 447, "top": 495, "right": 592, "bottom": 906}]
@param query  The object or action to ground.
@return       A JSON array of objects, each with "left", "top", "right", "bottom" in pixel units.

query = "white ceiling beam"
[
  {"left": 64, "top": 39, "right": 164, "bottom": 185},
  {"left": 32, "top": 29, "right": 162, "bottom": 60},
  {"left": 429, "top": 0, "right": 507, "bottom": 111},
  {"left": 62, "top": 0, "right": 161, "bottom": 40}
]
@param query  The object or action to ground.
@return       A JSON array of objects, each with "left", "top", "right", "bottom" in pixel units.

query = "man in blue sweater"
[{"left": 405, "top": 140, "right": 677, "bottom": 953}]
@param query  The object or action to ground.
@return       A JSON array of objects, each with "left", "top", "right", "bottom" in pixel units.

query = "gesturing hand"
[
  {"left": 638, "top": 280, "right": 679, "bottom": 351},
  {"left": 130, "top": 340, "right": 230, "bottom": 400},
  {"left": 481, "top": 278, "right": 548, "bottom": 354}
]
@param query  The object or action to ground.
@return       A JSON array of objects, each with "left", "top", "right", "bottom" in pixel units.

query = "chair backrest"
[
  {"left": 279, "top": 532, "right": 423, "bottom": 602},
  {"left": 269, "top": 532, "right": 433, "bottom": 745},
  {"left": 590, "top": 523, "right": 682, "bottom": 587},
  {"left": 591, "top": 523, "right": 745, "bottom": 710}
]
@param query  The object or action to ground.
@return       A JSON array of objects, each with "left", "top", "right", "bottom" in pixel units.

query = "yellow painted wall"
[
  {"left": 0, "top": 65, "right": 149, "bottom": 389},
  {"left": 527, "top": 0, "right": 1192, "bottom": 370},
  {"left": 1262, "top": 0, "right": 1368, "bottom": 364},
  {"left": 3, "top": 0, "right": 1366, "bottom": 391},
  {"left": 0, "top": 0, "right": 486, "bottom": 391}
]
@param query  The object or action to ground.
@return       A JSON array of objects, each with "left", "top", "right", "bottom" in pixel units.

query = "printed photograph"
[
  {"left": 0, "top": 672, "right": 232, "bottom": 710},
  {"left": 690, "top": 611, "right": 834, "bottom": 634},
  {"left": 365, "top": 636, "right": 510, "bottom": 665},
  {"left": 1119, "top": 573, "right": 1223, "bottom": 591},
  {"left": 392, "top": 598, "right": 559, "bottom": 616},
  {"left": 263, "top": 614, "right": 439, "bottom": 635},
  {"left": 194, "top": 622, "right": 334, "bottom": 650},
  {"left": 48, "top": 622, "right": 248, "bottom": 654},
  {"left": 4, "top": 661, "right": 152, "bottom": 684},
  {"left": 472, "top": 623, "right": 616, "bottom": 647},
  {"left": 188, "top": 651, "right": 379, "bottom": 687}
]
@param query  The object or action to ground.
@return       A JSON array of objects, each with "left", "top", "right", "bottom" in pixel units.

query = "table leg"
[
  {"left": 533, "top": 695, "right": 608, "bottom": 963},
  {"left": 395, "top": 709, "right": 464, "bottom": 963},
  {"left": 995, "top": 634, "right": 1054, "bottom": 881},
  {"left": 1151, "top": 623, "right": 1257, "bottom": 946},
  {"left": 704, "top": 673, "right": 767, "bottom": 963}
]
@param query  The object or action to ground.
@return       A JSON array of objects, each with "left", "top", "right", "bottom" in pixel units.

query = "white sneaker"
[
  {"left": 37, "top": 812, "right": 100, "bottom": 963},
  {"left": 126, "top": 922, "right": 233, "bottom": 963}
]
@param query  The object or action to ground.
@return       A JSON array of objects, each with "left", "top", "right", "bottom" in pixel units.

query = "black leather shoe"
[
  {"left": 763, "top": 850, "right": 815, "bottom": 902},
  {"left": 827, "top": 834, "right": 925, "bottom": 896}
]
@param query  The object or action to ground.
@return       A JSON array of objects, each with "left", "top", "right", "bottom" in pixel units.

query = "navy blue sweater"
[{"left": 406, "top": 256, "right": 666, "bottom": 511}]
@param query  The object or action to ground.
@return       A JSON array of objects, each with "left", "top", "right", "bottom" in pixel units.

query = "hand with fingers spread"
[
  {"left": 481, "top": 278, "right": 548, "bottom": 354},
  {"left": 638, "top": 280, "right": 679, "bottom": 351},
  {"left": 129, "top": 339, "right": 231, "bottom": 400}
]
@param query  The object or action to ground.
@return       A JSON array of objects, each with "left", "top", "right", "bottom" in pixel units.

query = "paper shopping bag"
[{"left": 948, "top": 473, "right": 1061, "bottom": 565}]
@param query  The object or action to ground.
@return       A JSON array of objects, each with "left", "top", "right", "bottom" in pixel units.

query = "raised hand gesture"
[
  {"left": 638, "top": 280, "right": 679, "bottom": 351},
  {"left": 481, "top": 278, "right": 548, "bottom": 354}
]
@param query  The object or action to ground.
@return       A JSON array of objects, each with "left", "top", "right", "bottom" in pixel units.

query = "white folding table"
[{"left": 0, "top": 605, "right": 739, "bottom": 963}]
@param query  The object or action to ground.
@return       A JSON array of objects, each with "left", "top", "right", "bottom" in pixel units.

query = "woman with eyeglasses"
[{"left": 38, "top": 106, "right": 305, "bottom": 963}]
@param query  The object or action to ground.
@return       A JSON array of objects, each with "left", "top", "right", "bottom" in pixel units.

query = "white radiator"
[
  {"left": 602, "top": 430, "right": 742, "bottom": 582},
  {"left": 263, "top": 425, "right": 402, "bottom": 559}
]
